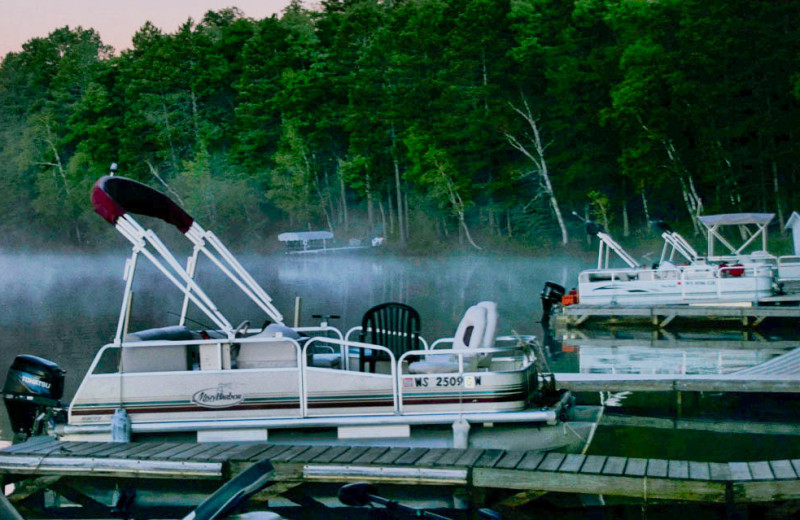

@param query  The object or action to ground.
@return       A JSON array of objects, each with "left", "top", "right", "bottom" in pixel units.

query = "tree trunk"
[
  {"left": 387, "top": 192, "right": 395, "bottom": 236},
  {"left": 339, "top": 164, "right": 348, "bottom": 233},
  {"left": 506, "top": 98, "right": 568, "bottom": 244},
  {"left": 665, "top": 138, "right": 703, "bottom": 235},
  {"left": 378, "top": 198, "right": 387, "bottom": 241},
  {"left": 641, "top": 189, "right": 650, "bottom": 228},
  {"left": 774, "top": 162, "right": 785, "bottom": 233},
  {"left": 395, "top": 159, "right": 405, "bottom": 245},
  {"left": 623, "top": 200, "right": 629, "bottom": 238},
  {"left": 437, "top": 161, "right": 481, "bottom": 250},
  {"left": 366, "top": 173, "right": 374, "bottom": 232},
  {"left": 404, "top": 192, "right": 410, "bottom": 243}
]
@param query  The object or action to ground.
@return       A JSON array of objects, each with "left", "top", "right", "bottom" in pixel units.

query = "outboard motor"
[
  {"left": 3, "top": 355, "right": 65, "bottom": 440},
  {"left": 540, "top": 281, "right": 566, "bottom": 328}
]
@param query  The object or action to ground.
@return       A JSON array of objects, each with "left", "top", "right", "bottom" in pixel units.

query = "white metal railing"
[
  {"left": 777, "top": 255, "right": 800, "bottom": 281},
  {"left": 302, "top": 337, "right": 399, "bottom": 412},
  {"left": 579, "top": 262, "right": 775, "bottom": 301},
  {"left": 344, "top": 326, "right": 430, "bottom": 371},
  {"left": 396, "top": 345, "right": 534, "bottom": 414}
]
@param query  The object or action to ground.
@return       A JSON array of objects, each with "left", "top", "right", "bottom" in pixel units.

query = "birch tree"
[{"left": 505, "top": 98, "right": 569, "bottom": 244}]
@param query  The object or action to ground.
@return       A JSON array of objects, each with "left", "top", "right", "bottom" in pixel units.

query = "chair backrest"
[
  {"left": 360, "top": 302, "right": 421, "bottom": 358},
  {"left": 453, "top": 305, "right": 487, "bottom": 350},
  {"left": 476, "top": 301, "right": 498, "bottom": 347}
]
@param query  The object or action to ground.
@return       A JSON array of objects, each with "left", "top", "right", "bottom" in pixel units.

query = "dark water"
[{"left": 1, "top": 250, "right": 799, "bottom": 463}]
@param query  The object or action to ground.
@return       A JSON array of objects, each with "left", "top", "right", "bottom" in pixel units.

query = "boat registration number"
[{"left": 403, "top": 375, "right": 481, "bottom": 388}]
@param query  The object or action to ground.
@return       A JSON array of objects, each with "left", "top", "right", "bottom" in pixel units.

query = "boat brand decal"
[{"left": 191, "top": 384, "right": 244, "bottom": 408}]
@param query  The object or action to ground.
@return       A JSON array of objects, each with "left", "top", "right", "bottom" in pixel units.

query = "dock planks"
[{"left": 1, "top": 438, "right": 800, "bottom": 504}]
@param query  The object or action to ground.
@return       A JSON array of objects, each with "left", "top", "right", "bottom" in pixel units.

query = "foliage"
[{"left": 1, "top": 0, "right": 800, "bottom": 251}]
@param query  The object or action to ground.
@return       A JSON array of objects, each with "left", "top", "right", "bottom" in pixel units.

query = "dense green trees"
[{"left": 1, "top": 0, "right": 799, "bottom": 251}]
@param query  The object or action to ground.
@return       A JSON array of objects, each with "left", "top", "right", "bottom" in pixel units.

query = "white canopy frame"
[
  {"left": 698, "top": 213, "right": 775, "bottom": 260},
  {"left": 93, "top": 176, "right": 285, "bottom": 345},
  {"left": 595, "top": 231, "right": 639, "bottom": 269},
  {"left": 660, "top": 230, "right": 700, "bottom": 264}
]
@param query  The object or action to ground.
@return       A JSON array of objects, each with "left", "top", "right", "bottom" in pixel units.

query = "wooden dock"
[
  {"left": 556, "top": 303, "right": 800, "bottom": 328},
  {"left": 2, "top": 436, "right": 800, "bottom": 511}
]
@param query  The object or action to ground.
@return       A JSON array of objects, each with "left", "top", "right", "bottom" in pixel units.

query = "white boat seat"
[
  {"left": 233, "top": 324, "right": 340, "bottom": 369},
  {"left": 121, "top": 326, "right": 196, "bottom": 373},
  {"left": 235, "top": 324, "right": 302, "bottom": 369},
  {"left": 309, "top": 353, "right": 341, "bottom": 368},
  {"left": 408, "top": 301, "right": 498, "bottom": 374}
]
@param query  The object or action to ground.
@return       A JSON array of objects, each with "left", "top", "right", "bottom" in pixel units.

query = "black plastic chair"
[{"left": 358, "top": 302, "right": 422, "bottom": 373}]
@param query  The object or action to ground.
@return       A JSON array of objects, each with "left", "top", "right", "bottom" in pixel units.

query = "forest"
[{"left": 1, "top": 0, "right": 799, "bottom": 253}]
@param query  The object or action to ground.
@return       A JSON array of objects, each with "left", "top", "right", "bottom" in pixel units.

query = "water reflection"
[{"left": 557, "top": 327, "right": 796, "bottom": 375}]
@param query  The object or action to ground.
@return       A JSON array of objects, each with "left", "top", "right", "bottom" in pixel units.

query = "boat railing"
[
  {"left": 579, "top": 262, "right": 773, "bottom": 283},
  {"left": 777, "top": 255, "right": 800, "bottom": 281},
  {"left": 344, "top": 326, "right": 430, "bottom": 353},
  {"left": 76, "top": 330, "right": 537, "bottom": 421},
  {"left": 303, "top": 337, "right": 400, "bottom": 412},
  {"left": 396, "top": 345, "right": 535, "bottom": 413}
]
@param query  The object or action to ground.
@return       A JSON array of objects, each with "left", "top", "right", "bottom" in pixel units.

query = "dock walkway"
[
  {"left": 2, "top": 437, "right": 800, "bottom": 506},
  {"left": 557, "top": 304, "right": 800, "bottom": 328}
]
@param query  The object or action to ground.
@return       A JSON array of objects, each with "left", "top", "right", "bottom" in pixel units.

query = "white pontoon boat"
[
  {"left": 278, "top": 230, "right": 384, "bottom": 254},
  {"left": 562, "top": 219, "right": 778, "bottom": 307},
  {"left": 697, "top": 213, "right": 800, "bottom": 287},
  {"left": 3, "top": 176, "right": 597, "bottom": 453}
]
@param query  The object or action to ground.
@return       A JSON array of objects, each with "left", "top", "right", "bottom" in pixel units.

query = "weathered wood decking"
[
  {"left": 557, "top": 304, "right": 800, "bottom": 328},
  {"left": 2, "top": 437, "right": 800, "bottom": 505}
]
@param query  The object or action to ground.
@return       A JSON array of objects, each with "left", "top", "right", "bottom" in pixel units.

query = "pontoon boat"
[{"left": 551, "top": 218, "right": 785, "bottom": 308}]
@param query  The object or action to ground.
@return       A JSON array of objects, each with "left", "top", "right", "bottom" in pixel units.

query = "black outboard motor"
[
  {"left": 3, "top": 355, "right": 65, "bottom": 440},
  {"left": 540, "top": 281, "right": 566, "bottom": 328}
]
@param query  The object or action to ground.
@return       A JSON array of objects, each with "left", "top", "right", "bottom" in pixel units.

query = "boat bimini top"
[
  {"left": 697, "top": 213, "right": 775, "bottom": 261},
  {"left": 91, "top": 175, "right": 284, "bottom": 344}
]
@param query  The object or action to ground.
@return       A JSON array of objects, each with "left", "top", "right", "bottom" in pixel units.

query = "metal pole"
[{"left": 294, "top": 296, "right": 302, "bottom": 328}]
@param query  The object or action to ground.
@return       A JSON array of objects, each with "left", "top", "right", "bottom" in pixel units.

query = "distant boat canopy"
[{"left": 278, "top": 231, "right": 334, "bottom": 242}]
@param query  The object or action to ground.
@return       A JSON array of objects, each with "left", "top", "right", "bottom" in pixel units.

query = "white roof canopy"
[
  {"left": 698, "top": 213, "right": 775, "bottom": 227},
  {"left": 698, "top": 213, "right": 774, "bottom": 259},
  {"left": 278, "top": 231, "right": 334, "bottom": 242}
]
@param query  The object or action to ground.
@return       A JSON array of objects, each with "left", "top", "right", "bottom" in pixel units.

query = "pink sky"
[{"left": 0, "top": 0, "right": 293, "bottom": 60}]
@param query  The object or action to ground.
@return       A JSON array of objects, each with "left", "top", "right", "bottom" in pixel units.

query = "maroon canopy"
[{"left": 91, "top": 176, "right": 194, "bottom": 233}]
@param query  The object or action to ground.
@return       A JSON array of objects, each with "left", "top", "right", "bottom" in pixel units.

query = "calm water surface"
[{"left": 1, "top": 251, "right": 799, "bottom": 461}]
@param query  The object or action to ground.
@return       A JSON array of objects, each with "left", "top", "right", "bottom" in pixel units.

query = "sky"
[{"left": 0, "top": 0, "right": 294, "bottom": 59}]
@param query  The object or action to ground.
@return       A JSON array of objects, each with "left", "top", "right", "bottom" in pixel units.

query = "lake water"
[{"left": 1, "top": 250, "right": 799, "bottom": 462}]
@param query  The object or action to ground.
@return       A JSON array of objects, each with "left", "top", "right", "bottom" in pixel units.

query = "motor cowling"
[
  {"left": 540, "top": 282, "right": 566, "bottom": 328},
  {"left": 3, "top": 355, "right": 65, "bottom": 439}
]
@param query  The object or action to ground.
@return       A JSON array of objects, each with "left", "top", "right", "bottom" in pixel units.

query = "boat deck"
[
  {"left": 2, "top": 436, "right": 800, "bottom": 506},
  {"left": 557, "top": 303, "right": 800, "bottom": 328}
]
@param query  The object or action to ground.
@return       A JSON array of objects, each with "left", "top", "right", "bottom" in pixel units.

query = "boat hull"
[{"left": 577, "top": 267, "right": 774, "bottom": 306}]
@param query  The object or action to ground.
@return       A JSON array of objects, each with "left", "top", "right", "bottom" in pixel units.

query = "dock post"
[
  {"left": 294, "top": 296, "right": 302, "bottom": 328},
  {"left": 676, "top": 391, "right": 682, "bottom": 419}
]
